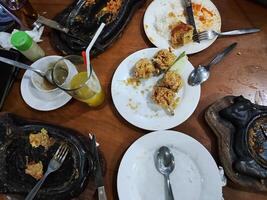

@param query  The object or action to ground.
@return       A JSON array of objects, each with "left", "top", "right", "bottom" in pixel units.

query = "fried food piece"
[
  {"left": 29, "top": 128, "right": 55, "bottom": 150},
  {"left": 105, "top": 0, "right": 122, "bottom": 13},
  {"left": 25, "top": 161, "right": 43, "bottom": 180},
  {"left": 152, "top": 86, "right": 176, "bottom": 109},
  {"left": 153, "top": 49, "right": 177, "bottom": 71},
  {"left": 133, "top": 58, "right": 156, "bottom": 79},
  {"left": 170, "top": 21, "right": 193, "bottom": 48},
  {"left": 160, "top": 71, "right": 182, "bottom": 92}
]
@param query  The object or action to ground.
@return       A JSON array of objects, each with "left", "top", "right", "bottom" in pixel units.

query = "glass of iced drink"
[{"left": 52, "top": 55, "right": 105, "bottom": 107}]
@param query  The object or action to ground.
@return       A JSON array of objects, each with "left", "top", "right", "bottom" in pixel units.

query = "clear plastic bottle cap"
[{"left": 11, "top": 31, "right": 33, "bottom": 51}]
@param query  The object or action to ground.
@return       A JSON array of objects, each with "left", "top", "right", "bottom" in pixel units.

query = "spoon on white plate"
[{"left": 156, "top": 146, "right": 175, "bottom": 200}]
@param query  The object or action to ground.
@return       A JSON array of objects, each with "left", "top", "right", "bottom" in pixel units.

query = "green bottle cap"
[{"left": 11, "top": 31, "right": 33, "bottom": 51}]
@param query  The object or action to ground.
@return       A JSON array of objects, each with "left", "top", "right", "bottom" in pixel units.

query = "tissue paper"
[{"left": 0, "top": 26, "right": 44, "bottom": 50}]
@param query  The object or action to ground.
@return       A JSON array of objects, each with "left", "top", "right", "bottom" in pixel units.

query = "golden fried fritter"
[
  {"left": 133, "top": 58, "right": 156, "bottom": 79},
  {"left": 152, "top": 86, "right": 176, "bottom": 108},
  {"left": 160, "top": 71, "right": 182, "bottom": 92},
  {"left": 153, "top": 49, "right": 177, "bottom": 71}
]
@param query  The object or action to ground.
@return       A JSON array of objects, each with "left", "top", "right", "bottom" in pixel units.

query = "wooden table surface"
[{"left": 2, "top": 0, "right": 267, "bottom": 199}]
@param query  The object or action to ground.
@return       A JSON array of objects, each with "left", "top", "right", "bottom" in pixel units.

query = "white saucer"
[{"left": 20, "top": 56, "right": 72, "bottom": 111}]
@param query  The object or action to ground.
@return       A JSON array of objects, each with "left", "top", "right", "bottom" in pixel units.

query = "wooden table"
[{"left": 2, "top": 0, "right": 267, "bottom": 199}]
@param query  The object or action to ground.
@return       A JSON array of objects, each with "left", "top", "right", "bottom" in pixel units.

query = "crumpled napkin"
[
  {"left": 0, "top": 32, "right": 12, "bottom": 50},
  {"left": 0, "top": 26, "right": 44, "bottom": 50}
]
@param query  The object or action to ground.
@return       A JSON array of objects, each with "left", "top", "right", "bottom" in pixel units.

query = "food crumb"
[
  {"left": 124, "top": 78, "right": 141, "bottom": 88},
  {"left": 237, "top": 52, "right": 242, "bottom": 55},
  {"left": 127, "top": 102, "right": 139, "bottom": 110},
  {"left": 168, "top": 12, "right": 176, "bottom": 18}
]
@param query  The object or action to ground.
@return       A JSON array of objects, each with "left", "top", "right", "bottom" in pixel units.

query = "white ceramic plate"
[
  {"left": 117, "top": 130, "right": 223, "bottom": 200},
  {"left": 143, "top": 0, "right": 221, "bottom": 54},
  {"left": 111, "top": 48, "right": 200, "bottom": 130},
  {"left": 20, "top": 56, "right": 72, "bottom": 111}
]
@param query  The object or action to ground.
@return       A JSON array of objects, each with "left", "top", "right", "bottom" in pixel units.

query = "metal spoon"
[
  {"left": 0, "top": 56, "right": 54, "bottom": 84},
  {"left": 188, "top": 42, "right": 237, "bottom": 86},
  {"left": 156, "top": 146, "right": 175, "bottom": 200}
]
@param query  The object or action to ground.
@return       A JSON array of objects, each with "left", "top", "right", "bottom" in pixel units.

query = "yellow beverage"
[{"left": 70, "top": 72, "right": 105, "bottom": 107}]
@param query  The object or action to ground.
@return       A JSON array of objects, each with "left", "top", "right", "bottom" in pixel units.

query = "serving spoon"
[
  {"left": 155, "top": 146, "right": 175, "bottom": 200},
  {"left": 188, "top": 42, "right": 237, "bottom": 86},
  {"left": 0, "top": 56, "right": 54, "bottom": 84}
]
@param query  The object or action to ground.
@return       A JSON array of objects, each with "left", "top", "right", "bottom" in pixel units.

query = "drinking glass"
[
  {"left": 52, "top": 55, "right": 105, "bottom": 107},
  {"left": 3, "top": 0, "right": 37, "bottom": 19}
]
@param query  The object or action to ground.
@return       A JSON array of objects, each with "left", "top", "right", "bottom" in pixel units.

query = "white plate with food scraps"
[
  {"left": 117, "top": 130, "right": 223, "bottom": 200},
  {"left": 111, "top": 48, "right": 200, "bottom": 130},
  {"left": 144, "top": 0, "right": 221, "bottom": 54}
]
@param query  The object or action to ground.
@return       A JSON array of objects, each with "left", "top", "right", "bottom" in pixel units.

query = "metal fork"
[
  {"left": 197, "top": 28, "right": 260, "bottom": 41},
  {"left": 25, "top": 143, "right": 69, "bottom": 200}
]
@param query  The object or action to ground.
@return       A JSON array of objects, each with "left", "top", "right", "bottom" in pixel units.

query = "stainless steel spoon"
[
  {"left": 156, "top": 146, "right": 175, "bottom": 200},
  {"left": 0, "top": 56, "right": 54, "bottom": 84},
  {"left": 188, "top": 42, "right": 237, "bottom": 86}
]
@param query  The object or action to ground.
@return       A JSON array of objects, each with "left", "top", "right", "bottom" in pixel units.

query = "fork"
[
  {"left": 25, "top": 143, "right": 69, "bottom": 200},
  {"left": 197, "top": 28, "right": 260, "bottom": 41}
]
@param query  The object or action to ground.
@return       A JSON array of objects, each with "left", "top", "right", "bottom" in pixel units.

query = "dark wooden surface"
[{"left": 1, "top": 0, "right": 267, "bottom": 199}]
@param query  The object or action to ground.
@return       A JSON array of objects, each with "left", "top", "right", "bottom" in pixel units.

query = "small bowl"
[{"left": 31, "top": 56, "right": 62, "bottom": 93}]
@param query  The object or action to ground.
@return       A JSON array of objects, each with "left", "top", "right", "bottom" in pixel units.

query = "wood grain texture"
[{"left": 1, "top": 0, "right": 267, "bottom": 199}]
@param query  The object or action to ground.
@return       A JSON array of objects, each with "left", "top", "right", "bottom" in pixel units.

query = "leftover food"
[
  {"left": 170, "top": 21, "right": 193, "bottom": 48},
  {"left": 29, "top": 128, "right": 55, "bottom": 150},
  {"left": 159, "top": 71, "right": 182, "bottom": 92},
  {"left": 133, "top": 58, "right": 156, "bottom": 79},
  {"left": 152, "top": 49, "right": 177, "bottom": 71},
  {"left": 152, "top": 1, "right": 219, "bottom": 48},
  {"left": 126, "top": 50, "right": 185, "bottom": 115},
  {"left": 25, "top": 160, "right": 43, "bottom": 180},
  {"left": 151, "top": 86, "right": 177, "bottom": 111}
]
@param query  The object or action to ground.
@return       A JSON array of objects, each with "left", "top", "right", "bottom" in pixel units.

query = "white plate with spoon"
[{"left": 117, "top": 130, "right": 223, "bottom": 200}]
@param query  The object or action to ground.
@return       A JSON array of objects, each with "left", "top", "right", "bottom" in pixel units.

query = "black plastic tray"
[
  {"left": 51, "top": 0, "right": 145, "bottom": 56},
  {"left": 0, "top": 113, "right": 96, "bottom": 200}
]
